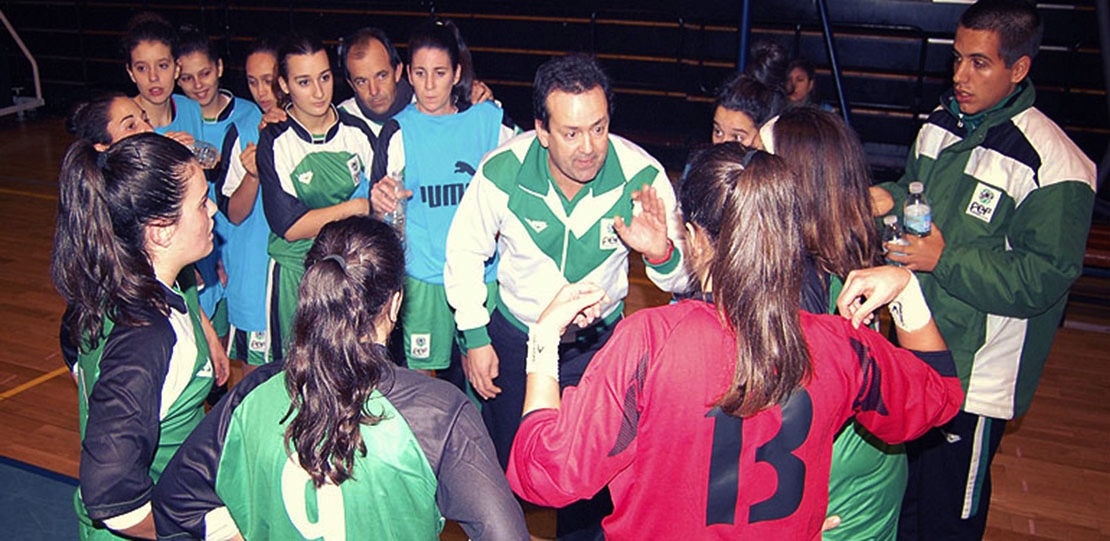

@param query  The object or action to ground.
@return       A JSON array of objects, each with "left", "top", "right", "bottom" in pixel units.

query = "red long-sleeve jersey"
[{"left": 508, "top": 300, "right": 963, "bottom": 539}]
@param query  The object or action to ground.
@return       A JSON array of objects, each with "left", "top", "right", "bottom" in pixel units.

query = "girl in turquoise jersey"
[
  {"left": 371, "top": 19, "right": 513, "bottom": 383},
  {"left": 120, "top": 13, "right": 198, "bottom": 146},
  {"left": 177, "top": 27, "right": 274, "bottom": 376}
]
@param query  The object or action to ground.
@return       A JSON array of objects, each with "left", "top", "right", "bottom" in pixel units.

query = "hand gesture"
[
  {"left": 259, "top": 108, "right": 287, "bottom": 131},
  {"left": 869, "top": 186, "right": 894, "bottom": 216},
  {"left": 470, "top": 80, "right": 494, "bottom": 104},
  {"left": 536, "top": 282, "right": 609, "bottom": 334},
  {"left": 240, "top": 143, "right": 258, "bottom": 177},
  {"left": 613, "top": 185, "right": 671, "bottom": 261},
  {"left": 836, "top": 265, "right": 913, "bottom": 329}
]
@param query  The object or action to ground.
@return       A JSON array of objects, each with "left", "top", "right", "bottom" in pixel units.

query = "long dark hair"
[
  {"left": 66, "top": 91, "right": 128, "bottom": 146},
  {"left": 408, "top": 18, "right": 475, "bottom": 108},
  {"left": 679, "top": 143, "right": 811, "bottom": 417},
  {"left": 771, "top": 107, "right": 882, "bottom": 278},
  {"left": 283, "top": 216, "right": 406, "bottom": 487},
  {"left": 51, "top": 133, "right": 196, "bottom": 351}
]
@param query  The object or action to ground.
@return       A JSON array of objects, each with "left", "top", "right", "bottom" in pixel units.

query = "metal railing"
[{"left": 0, "top": 8, "right": 43, "bottom": 118}]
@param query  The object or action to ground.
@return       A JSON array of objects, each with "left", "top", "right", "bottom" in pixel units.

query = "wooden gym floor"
[{"left": 1, "top": 115, "right": 1108, "bottom": 539}]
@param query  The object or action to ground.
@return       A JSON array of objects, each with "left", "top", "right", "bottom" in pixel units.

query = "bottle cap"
[
  {"left": 909, "top": 181, "right": 924, "bottom": 194},
  {"left": 883, "top": 215, "right": 899, "bottom": 225}
]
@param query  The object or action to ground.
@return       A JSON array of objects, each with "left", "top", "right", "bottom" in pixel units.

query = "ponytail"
[
  {"left": 51, "top": 133, "right": 196, "bottom": 351},
  {"left": 678, "top": 144, "right": 811, "bottom": 417},
  {"left": 283, "top": 217, "right": 405, "bottom": 487}
]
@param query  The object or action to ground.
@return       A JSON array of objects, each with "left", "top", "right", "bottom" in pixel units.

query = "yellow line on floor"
[
  {"left": 0, "top": 187, "right": 57, "bottom": 201},
  {"left": 0, "top": 367, "right": 69, "bottom": 402}
]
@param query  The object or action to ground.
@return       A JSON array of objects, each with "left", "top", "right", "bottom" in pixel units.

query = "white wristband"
[
  {"left": 526, "top": 324, "right": 561, "bottom": 383},
  {"left": 204, "top": 506, "right": 241, "bottom": 541},
  {"left": 889, "top": 273, "right": 932, "bottom": 332}
]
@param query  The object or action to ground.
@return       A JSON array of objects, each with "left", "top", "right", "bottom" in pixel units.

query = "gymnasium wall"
[{"left": 1, "top": 0, "right": 1106, "bottom": 183}]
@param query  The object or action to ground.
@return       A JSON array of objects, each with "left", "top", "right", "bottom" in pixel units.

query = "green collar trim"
[
  {"left": 945, "top": 79, "right": 1031, "bottom": 133},
  {"left": 518, "top": 137, "right": 625, "bottom": 213}
]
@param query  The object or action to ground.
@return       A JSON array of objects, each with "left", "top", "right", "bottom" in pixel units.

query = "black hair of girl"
[
  {"left": 66, "top": 91, "right": 129, "bottom": 146},
  {"left": 679, "top": 143, "right": 811, "bottom": 417},
  {"left": 408, "top": 18, "right": 475, "bottom": 109},
  {"left": 246, "top": 34, "right": 281, "bottom": 61},
  {"left": 714, "top": 39, "right": 789, "bottom": 125},
  {"left": 283, "top": 216, "right": 406, "bottom": 487},
  {"left": 714, "top": 73, "right": 785, "bottom": 127},
  {"left": 278, "top": 33, "right": 328, "bottom": 81},
  {"left": 176, "top": 24, "right": 219, "bottom": 64},
  {"left": 788, "top": 58, "right": 816, "bottom": 82},
  {"left": 746, "top": 39, "right": 790, "bottom": 94},
  {"left": 52, "top": 132, "right": 197, "bottom": 352},
  {"left": 120, "top": 12, "right": 177, "bottom": 64}
]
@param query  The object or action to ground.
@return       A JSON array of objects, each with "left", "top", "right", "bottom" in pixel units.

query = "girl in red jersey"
[{"left": 507, "top": 143, "right": 964, "bottom": 539}]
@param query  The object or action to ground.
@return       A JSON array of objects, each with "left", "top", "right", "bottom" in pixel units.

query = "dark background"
[{"left": 1, "top": 0, "right": 1106, "bottom": 201}]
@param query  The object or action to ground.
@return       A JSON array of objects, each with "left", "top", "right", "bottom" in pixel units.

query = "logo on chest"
[
  {"left": 965, "top": 182, "right": 1002, "bottom": 223},
  {"left": 297, "top": 171, "right": 314, "bottom": 185},
  {"left": 347, "top": 156, "right": 362, "bottom": 186},
  {"left": 196, "top": 358, "right": 214, "bottom": 379},
  {"left": 526, "top": 219, "right": 548, "bottom": 233},
  {"left": 599, "top": 218, "right": 620, "bottom": 251}
]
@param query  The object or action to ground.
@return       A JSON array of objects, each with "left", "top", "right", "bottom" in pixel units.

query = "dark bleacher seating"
[{"left": 1, "top": 0, "right": 1105, "bottom": 191}]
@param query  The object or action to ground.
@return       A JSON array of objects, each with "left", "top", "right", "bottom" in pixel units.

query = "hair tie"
[
  {"left": 96, "top": 151, "right": 109, "bottom": 170},
  {"left": 321, "top": 254, "right": 347, "bottom": 272},
  {"left": 740, "top": 147, "right": 759, "bottom": 168}
]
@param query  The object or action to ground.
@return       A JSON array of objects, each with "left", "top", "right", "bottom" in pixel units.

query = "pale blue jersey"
[
  {"left": 155, "top": 95, "right": 224, "bottom": 318},
  {"left": 390, "top": 101, "right": 514, "bottom": 284},
  {"left": 199, "top": 92, "right": 267, "bottom": 332}
]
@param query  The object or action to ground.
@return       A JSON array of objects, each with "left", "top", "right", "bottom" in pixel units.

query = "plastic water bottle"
[
  {"left": 189, "top": 141, "right": 220, "bottom": 169},
  {"left": 903, "top": 181, "right": 932, "bottom": 237},
  {"left": 882, "top": 215, "right": 909, "bottom": 265},
  {"left": 384, "top": 169, "right": 406, "bottom": 244}
]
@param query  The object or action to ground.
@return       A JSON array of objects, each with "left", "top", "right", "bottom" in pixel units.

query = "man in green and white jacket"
[
  {"left": 871, "top": 1, "right": 1096, "bottom": 538},
  {"left": 444, "top": 54, "right": 689, "bottom": 478}
]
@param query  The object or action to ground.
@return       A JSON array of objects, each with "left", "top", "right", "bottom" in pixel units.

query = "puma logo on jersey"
[
  {"left": 454, "top": 161, "right": 477, "bottom": 176},
  {"left": 297, "top": 171, "right": 314, "bottom": 185},
  {"left": 526, "top": 219, "right": 548, "bottom": 233},
  {"left": 419, "top": 184, "right": 467, "bottom": 208}
]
